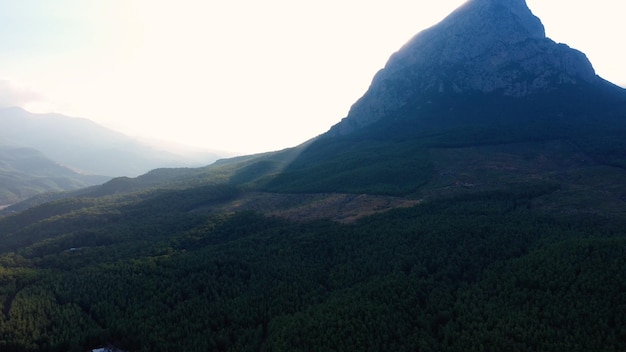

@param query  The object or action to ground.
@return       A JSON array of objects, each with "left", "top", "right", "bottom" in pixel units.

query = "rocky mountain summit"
[{"left": 330, "top": 0, "right": 601, "bottom": 135}]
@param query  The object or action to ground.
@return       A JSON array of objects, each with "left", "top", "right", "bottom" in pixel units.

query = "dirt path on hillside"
[{"left": 194, "top": 192, "right": 421, "bottom": 223}]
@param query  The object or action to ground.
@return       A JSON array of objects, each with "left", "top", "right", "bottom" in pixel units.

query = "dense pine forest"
[{"left": 0, "top": 182, "right": 624, "bottom": 351}]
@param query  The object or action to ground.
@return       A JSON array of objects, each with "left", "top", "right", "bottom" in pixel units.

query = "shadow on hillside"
[{"left": 228, "top": 84, "right": 626, "bottom": 197}]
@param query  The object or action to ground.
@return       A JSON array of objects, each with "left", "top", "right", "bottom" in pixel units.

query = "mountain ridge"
[{"left": 5, "top": 0, "right": 625, "bottom": 211}]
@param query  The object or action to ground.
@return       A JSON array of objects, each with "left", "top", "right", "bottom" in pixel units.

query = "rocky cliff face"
[{"left": 330, "top": 0, "right": 600, "bottom": 135}]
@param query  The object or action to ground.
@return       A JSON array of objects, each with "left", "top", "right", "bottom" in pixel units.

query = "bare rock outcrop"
[{"left": 330, "top": 0, "right": 599, "bottom": 135}]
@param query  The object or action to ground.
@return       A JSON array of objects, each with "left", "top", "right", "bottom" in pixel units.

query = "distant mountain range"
[
  {"left": 0, "top": 106, "right": 226, "bottom": 205},
  {"left": 1, "top": 0, "right": 625, "bottom": 350},
  {"left": 0, "top": 145, "right": 109, "bottom": 206},
  {"left": 0, "top": 107, "right": 223, "bottom": 177}
]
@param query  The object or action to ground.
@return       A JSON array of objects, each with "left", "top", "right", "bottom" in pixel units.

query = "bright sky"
[{"left": 1, "top": 0, "right": 624, "bottom": 154}]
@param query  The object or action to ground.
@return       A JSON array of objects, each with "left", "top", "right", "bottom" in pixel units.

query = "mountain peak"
[
  {"left": 437, "top": 0, "right": 546, "bottom": 43},
  {"left": 385, "top": 0, "right": 548, "bottom": 73},
  {"left": 330, "top": 0, "right": 600, "bottom": 135}
]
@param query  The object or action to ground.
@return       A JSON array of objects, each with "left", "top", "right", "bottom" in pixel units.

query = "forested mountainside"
[
  {"left": 0, "top": 183, "right": 624, "bottom": 351},
  {"left": 0, "top": 0, "right": 625, "bottom": 350}
]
